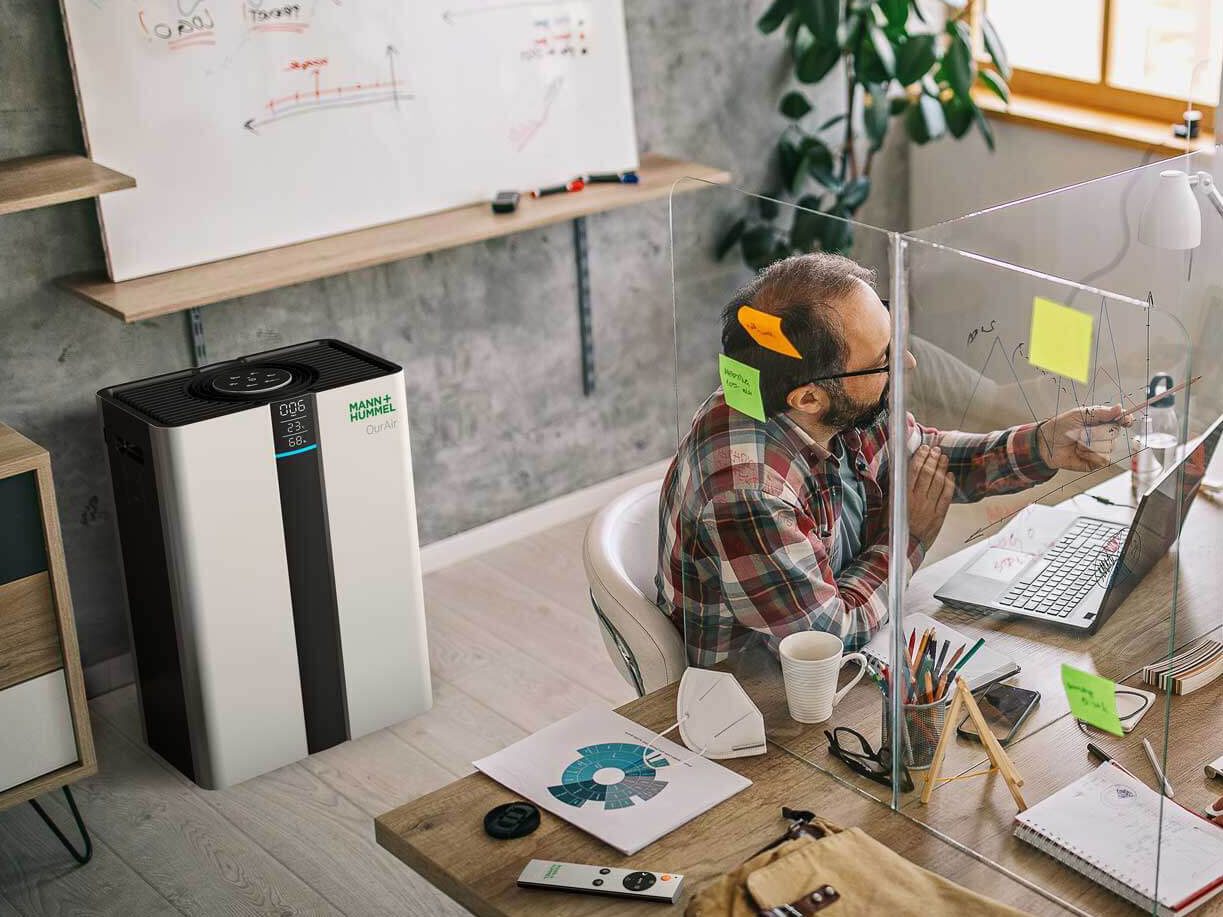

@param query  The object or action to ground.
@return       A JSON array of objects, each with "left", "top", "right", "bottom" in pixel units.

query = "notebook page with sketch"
[{"left": 1015, "top": 762, "right": 1223, "bottom": 915}]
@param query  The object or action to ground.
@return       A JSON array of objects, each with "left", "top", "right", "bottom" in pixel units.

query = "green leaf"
[
  {"left": 942, "top": 20, "right": 974, "bottom": 98},
  {"left": 905, "top": 92, "right": 946, "bottom": 143},
  {"left": 798, "top": 0, "right": 840, "bottom": 43},
  {"left": 881, "top": 0, "right": 908, "bottom": 31},
  {"left": 889, "top": 96, "right": 910, "bottom": 116},
  {"left": 779, "top": 90, "right": 813, "bottom": 119},
  {"left": 943, "top": 94, "right": 973, "bottom": 138},
  {"left": 854, "top": 36, "right": 891, "bottom": 85},
  {"left": 818, "top": 113, "right": 847, "bottom": 131},
  {"left": 894, "top": 33, "right": 935, "bottom": 85},
  {"left": 978, "top": 68, "right": 1010, "bottom": 104},
  {"left": 791, "top": 23, "right": 814, "bottom": 61},
  {"left": 757, "top": 0, "right": 794, "bottom": 34},
  {"left": 818, "top": 208, "right": 853, "bottom": 253},
  {"left": 715, "top": 218, "right": 747, "bottom": 261},
  {"left": 796, "top": 40, "right": 841, "bottom": 83},
  {"left": 982, "top": 16, "right": 1011, "bottom": 80},
  {"left": 741, "top": 225, "right": 779, "bottom": 271},
  {"left": 973, "top": 104, "right": 996, "bottom": 151},
  {"left": 864, "top": 83, "right": 889, "bottom": 148},
  {"left": 837, "top": 12, "right": 863, "bottom": 49},
  {"left": 791, "top": 195, "right": 825, "bottom": 251},
  {"left": 840, "top": 176, "right": 871, "bottom": 210},
  {"left": 802, "top": 136, "right": 837, "bottom": 187},
  {"left": 867, "top": 20, "right": 897, "bottom": 78},
  {"left": 778, "top": 137, "right": 804, "bottom": 194}
]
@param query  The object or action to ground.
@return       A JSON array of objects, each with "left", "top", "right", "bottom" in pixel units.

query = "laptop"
[{"left": 936, "top": 414, "right": 1223, "bottom": 634}]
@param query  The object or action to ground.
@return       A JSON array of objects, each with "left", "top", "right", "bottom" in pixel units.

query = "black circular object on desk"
[{"left": 483, "top": 801, "right": 540, "bottom": 839}]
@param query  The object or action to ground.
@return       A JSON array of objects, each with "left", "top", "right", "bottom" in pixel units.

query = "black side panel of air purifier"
[
  {"left": 271, "top": 394, "right": 347, "bottom": 754},
  {"left": 100, "top": 403, "right": 196, "bottom": 782}
]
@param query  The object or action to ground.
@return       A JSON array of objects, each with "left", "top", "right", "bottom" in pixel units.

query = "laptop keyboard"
[{"left": 997, "top": 519, "right": 1130, "bottom": 618}]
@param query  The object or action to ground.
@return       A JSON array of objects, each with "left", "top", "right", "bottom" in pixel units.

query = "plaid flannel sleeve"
[
  {"left": 698, "top": 489, "right": 925, "bottom": 654},
  {"left": 913, "top": 419, "right": 1058, "bottom": 502}
]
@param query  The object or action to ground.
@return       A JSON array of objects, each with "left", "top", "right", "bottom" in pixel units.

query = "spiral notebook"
[{"left": 1014, "top": 762, "right": 1223, "bottom": 916}]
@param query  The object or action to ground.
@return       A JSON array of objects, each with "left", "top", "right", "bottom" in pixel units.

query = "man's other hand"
[
  {"left": 909, "top": 444, "right": 954, "bottom": 548},
  {"left": 1036, "top": 404, "right": 1132, "bottom": 472}
]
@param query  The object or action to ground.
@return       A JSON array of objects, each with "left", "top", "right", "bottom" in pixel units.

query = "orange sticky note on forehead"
[{"left": 738, "top": 305, "right": 801, "bottom": 359}]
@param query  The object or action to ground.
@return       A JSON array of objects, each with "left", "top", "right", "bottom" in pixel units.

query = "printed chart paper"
[{"left": 475, "top": 705, "right": 751, "bottom": 855}]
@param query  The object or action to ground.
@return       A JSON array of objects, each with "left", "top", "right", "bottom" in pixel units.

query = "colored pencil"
[
  {"left": 934, "top": 639, "right": 950, "bottom": 677},
  {"left": 948, "top": 637, "right": 986, "bottom": 680}
]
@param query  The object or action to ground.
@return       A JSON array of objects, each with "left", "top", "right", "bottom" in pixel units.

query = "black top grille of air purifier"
[{"left": 100, "top": 340, "right": 399, "bottom": 427}]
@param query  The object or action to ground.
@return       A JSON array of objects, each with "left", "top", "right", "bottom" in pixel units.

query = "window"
[{"left": 983, "top": 0, "right": 1221, "bottom": 131}]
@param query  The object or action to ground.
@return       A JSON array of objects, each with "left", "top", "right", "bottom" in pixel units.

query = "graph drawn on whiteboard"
[
  {"left": 60, "top": 0, "right": 638, "bottom": 280},
  {"left": 244, "top": 47, "right": 413, "bottom": 132}
]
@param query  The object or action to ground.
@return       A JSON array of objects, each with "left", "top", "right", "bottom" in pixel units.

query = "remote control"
[{"left": 517, "top": 859, "right": 684, "bottom": 904}]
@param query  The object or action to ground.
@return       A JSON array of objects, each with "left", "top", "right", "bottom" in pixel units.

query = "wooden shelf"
[
  {"left": 59, "top": 153, "right": 732, "bottom": 323},
  {"left": 0, "top": 153, "right": 134, "bottom": 217}
]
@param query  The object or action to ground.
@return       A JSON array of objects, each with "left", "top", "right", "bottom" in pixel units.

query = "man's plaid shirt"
[{"left": 656, "top": 391, "right": 1056, "bottom": 666}]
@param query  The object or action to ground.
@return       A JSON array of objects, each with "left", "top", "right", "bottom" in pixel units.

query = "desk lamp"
[{"left": 1138, "top": 168, "right": 1223, "bottom": 250}]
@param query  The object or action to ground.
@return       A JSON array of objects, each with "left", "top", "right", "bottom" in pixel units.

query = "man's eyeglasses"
[
  {"left": 804, "top": 300, "right": 892, "bottom": 385},
  {"left": 825, "top": 726, "right": 914, "bottom": 792}
]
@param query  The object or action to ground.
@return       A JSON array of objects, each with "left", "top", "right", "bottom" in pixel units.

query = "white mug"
[{"left": 778, "top": 631, "right": 867, "bottom": 724}]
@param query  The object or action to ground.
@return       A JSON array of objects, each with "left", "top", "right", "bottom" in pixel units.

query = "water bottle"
[
  {"left": 1144, "top": 373, "right": 1180, "bottom": 467},
  {"left": 1132, "top": 414, "right": 1164, "bottom": 497}
]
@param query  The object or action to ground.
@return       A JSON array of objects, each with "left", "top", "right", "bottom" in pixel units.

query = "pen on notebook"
[
  {"left": 1142, "top": 737, "right": 1175, "bottom": 797},
  {"left": 1087, "top": 742, "right": 1114, "bottom": 764}
]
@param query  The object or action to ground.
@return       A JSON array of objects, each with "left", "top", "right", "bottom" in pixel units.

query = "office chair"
[{"left": 583, "top": 480, "right": 686, "bottom": 697}]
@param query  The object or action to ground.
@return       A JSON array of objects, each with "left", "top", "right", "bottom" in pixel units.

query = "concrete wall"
[{"left": 0, "top": 2, "right": 909, "bottom": 678}]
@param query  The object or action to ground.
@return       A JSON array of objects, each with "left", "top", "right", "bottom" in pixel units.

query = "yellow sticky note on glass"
[
  {"left": 738, "top": 305, "right": 802, "bottom": 359},
  {"left": 719, "top": 354, "right": 766, "bottom": 422},
  {"left": 1028, "top": 297, "right": 1093, "bottom": 384},
  {"left": 1061, "top": 664, "right": 1124, "bottom": 736}
]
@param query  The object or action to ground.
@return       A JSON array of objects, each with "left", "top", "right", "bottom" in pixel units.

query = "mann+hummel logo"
[{"left": 348, "top": 394, "right": 395, "bottom": 422}]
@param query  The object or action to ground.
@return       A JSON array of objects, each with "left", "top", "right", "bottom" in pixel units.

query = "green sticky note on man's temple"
[
  {"left": 719, "top": 354, "right": 766, "bottom": 422},
  {"left": 1061, "top": 664, "right": 1124, "bottom": 736}
]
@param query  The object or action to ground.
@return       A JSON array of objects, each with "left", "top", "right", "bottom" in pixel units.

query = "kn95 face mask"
[{"left": 641, "top": 668, "right": 767, "bottom": 763}]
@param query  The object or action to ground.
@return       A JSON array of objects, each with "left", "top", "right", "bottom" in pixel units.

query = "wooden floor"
[{"left": 0, "top": 515, "right": 635, "bottom": 916}]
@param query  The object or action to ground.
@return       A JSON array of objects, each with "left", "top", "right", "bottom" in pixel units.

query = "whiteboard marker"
[{"left": 531, "top": 178, "right": 584, "bottom": 198}]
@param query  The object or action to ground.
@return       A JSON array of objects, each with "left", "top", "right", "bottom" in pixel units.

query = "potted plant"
[{"left": 720, "top": 0, "right": 1011, "bottom": 268}]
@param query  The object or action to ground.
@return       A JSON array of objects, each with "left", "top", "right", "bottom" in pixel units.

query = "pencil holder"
[{"left": 880, "top": 690, "right": 952, "bottom": 771}]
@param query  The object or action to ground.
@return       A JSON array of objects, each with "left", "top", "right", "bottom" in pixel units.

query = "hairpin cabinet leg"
[{"left": 28, "top": 786, "right": 93, "bottom": 865}]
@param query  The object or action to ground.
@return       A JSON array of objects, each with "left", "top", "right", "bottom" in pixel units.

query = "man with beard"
[{"left": 657, "top": 253, "right": 1129, "bottom": 665}]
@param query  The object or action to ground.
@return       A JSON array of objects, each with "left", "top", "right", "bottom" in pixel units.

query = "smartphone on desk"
[{"left": 957, "top": 683, "right": 1039, "bottom": 746}]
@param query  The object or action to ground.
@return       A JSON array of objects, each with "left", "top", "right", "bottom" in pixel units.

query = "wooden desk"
[
  {"left": 375, "top": 680, "right": 1062, "bottom": 916},
  {"left": 376, "top": 470, "right": 1223, "bottom": 916}
]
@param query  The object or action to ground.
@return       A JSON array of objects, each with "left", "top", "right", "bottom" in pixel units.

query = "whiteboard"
[{"left": 61, "top": 1, "right": 639, "bottom": 281}]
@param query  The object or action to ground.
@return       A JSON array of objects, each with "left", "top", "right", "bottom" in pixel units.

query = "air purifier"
[{"left": 98, "top": 339, "right": 431, "bottom": 788}]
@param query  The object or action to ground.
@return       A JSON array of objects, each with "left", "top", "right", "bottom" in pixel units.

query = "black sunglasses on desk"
[{"left": 825, "top": 726, "right": 914, "bottom": 793}]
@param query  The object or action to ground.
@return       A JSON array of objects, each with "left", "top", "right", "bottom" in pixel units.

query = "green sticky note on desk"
[
  {"left": 719, "top": 354, "right": 767, "bottom": 422},
  {"left": 1061, "top": 664, "right": 1124, "bottom": 736},
  {"left": 1028, "top": 297, "right": 1093, "bottom": 384}
]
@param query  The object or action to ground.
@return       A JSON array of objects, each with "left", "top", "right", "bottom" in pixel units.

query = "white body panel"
[
  {"left": 152, "top": 411, "right": 308, "bottom": 788},
  {"left": 0, "top": 670, "right": 77, "bottom": 793},
  {"left": 316, "top": 373, "right": 432, "bottom": 736}
]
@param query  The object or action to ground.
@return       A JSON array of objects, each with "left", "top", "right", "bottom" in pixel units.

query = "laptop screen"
[{"left": 1101, "top": 415, "right": 1223, "bottom": 608}]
